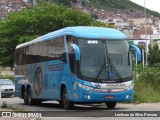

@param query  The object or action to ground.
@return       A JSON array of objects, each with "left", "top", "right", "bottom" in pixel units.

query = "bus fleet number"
[{"left": 48, "top": 63, "right": 64, "bottom": 72}]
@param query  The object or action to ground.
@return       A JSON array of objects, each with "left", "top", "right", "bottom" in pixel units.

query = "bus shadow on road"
[{"left": 26, "top": 102, "right": 127, "bottom": 111}]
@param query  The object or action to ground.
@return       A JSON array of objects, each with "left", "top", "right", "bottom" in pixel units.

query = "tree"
[
  {"left": 0, "top": 2, "right": 106, "bottom": 69},
  {"left": 148, "top": 43, "right": 160, "bottom": 66}
]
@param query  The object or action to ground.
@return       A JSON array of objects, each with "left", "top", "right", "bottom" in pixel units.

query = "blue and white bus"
[{"left": 14, "top": 26, "right": 141, "bottom": 109}]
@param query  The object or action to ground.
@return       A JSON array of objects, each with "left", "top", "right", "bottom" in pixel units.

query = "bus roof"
[{"left": 16, "top": 26, "right": 128, "bottom": 49}]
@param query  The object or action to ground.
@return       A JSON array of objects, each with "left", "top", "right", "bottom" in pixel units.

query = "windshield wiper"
[
  {"left": 108, "top": 58, "right": 123, "bottom": 83},
  {"left": 104, "top": 41, "right": 123, "bottom": 83},
  {"left": 94, "top": 59, "right": 123, "bottom": 83},
  {"left": 94, "top": 63, "right": 105, "bottom": 82}
]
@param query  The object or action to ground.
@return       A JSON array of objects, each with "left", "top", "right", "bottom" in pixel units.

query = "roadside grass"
[
  {"left": 1, "top": 101, "right": 8, "bottom": 108},
  {"left": 134, "top": 80, "right": 160, "bottom": 103},
  {"left": 133, "top": 65, "right": 160, "bottom": 103},
  {"left": 1, "top": 101, "right": 25, "bottom": 111}
]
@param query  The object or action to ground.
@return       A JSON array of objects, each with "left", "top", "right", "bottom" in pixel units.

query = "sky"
[{"left": 130, "top": 0, "right": 160, "bottom": 13}]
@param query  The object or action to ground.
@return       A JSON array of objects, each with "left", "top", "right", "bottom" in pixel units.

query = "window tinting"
[{"left": 15, "top": 37, "right": 66, "bottom": 65}]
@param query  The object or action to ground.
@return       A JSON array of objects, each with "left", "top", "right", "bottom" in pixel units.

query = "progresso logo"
[
  {"left": 48, "top": 63, "right": 64, "bottom": 72},
  {"left": 93, "top": 83, "right": 126, "bottom": 89},
  {"left": 94, "top": 83, "right": 102, "bottom": 89},
  {"left": 105, "top": 83, "right": 126, "bottom": 87}
]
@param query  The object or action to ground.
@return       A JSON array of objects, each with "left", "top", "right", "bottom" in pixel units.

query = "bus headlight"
[
  {"left": 77, "top": 83, "right": 93, "bottom": 90},
  {"left": 125, "top": 85, "right": 134, "bottom": 91}
]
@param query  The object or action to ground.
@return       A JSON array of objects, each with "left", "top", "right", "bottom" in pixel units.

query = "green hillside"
[
  {"left": 81, "top": 0, "right": 160, "bottom": 17},
  {"left": 42, "top": 0, "right": 160, "bottom": 17},
  {"left": 83, "top": 0, "right": 143, "bottom": 10}
]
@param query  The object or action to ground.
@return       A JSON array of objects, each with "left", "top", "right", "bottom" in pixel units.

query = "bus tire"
[
  {"left": 62, "top": 87, "right": 74, "bottom": 110},
  {"left": 27, "top": 88, "right": 34, "bottom": 105},
  {"left": 106, "top": 102, "right": 116, "bottom": 109},
  {"left": 24, "top": 88, "right": 28, "bottom": 105}
]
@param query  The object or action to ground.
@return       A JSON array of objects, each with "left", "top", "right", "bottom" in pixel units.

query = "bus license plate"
[{"left": 105, "top": 96, "right": 114, "bottom": 99}]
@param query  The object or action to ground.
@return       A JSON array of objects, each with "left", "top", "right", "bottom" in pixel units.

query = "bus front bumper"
[{"left": 72, "top": 88, "right": 134, "bottom": 103}]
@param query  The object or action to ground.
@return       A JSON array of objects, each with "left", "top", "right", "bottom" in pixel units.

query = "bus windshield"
[{"left": 78, "top": 39, "right": 132, "bottom": 83}]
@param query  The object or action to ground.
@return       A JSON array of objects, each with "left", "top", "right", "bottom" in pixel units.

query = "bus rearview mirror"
[
  {"left": 71, "top": 44, "right": 80, "bottom": 61},
  {"left": 130, "top": 44, "right": 141, "bottom": 62}
]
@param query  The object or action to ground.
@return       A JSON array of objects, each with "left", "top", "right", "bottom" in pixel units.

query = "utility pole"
[
  {"left": 144, "top": 0, "right": 147, "bottom": 67},
  {"left": 32, "top": 0, "right": 37, "bottom": 6}
]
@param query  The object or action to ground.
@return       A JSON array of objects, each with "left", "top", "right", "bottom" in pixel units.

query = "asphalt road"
[{"left": 0, "top": 97, "right": 160, "bottom": 120}]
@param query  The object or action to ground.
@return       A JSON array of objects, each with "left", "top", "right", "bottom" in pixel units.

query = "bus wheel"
[
  {"left": 27, "top": 88, "right": 34, "bottom": 105},
  {"left": 106, "top": 102, "right": 116, "bottom": 109},
  {"left": 24, "top": 88, "right": 28, "bottom": 105},
  {"left": 62, "top": 87, "right": 74, "bottom": 109}
]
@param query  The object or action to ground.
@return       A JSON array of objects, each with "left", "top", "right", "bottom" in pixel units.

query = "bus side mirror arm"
[
  {"left": 130, "top": 44, "right": 141, "bottom": 62},
  {"left": 71, "top": 44, "right": 80, "bottom": 61}
]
